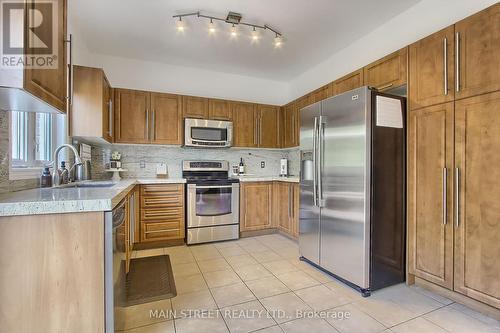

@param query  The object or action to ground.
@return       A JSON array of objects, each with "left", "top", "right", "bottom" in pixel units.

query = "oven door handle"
[
  {"left": 190, "top": 139, "right": 228, "bottom": 144},
  {"left": 193, "top": 185, "right": 234, "bottom": 189}
]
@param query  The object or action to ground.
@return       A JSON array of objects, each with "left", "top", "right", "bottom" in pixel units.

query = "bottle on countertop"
[
  {"left": 239, "top": 158, "right": 245, "bottom": 174},
  {"left": 59, "top": 161, "right": 69, "bottom": 184},
  {"left": 40, "top": 167, "right": 52, "bottom": 188}
]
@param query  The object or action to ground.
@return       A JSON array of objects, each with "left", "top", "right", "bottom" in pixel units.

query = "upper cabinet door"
[
  {"left": 102, "top": 76, "right": 113, "bottom": 143},
  {"left": 24, "top": 0, "right": 67, "bottom": 112},
  {"left": 233, "top": 102, "right": 257, "bottom": 147},
  {"left": 364, "top": 47, "right": 408, "bottom": 91},
  {"left": 209, "top": 99, "right": 232, "bottom": 120},
  {"left": 183, "top": 96, "right": 208, "bottom": 119},
  {"left": 408, "top": 102, "right": 454, "bottom": 289},
  {"left": 282, "top": 104, "right": 295, "bottom": 148},
  {"left": 258, "top": 105, "right": 279, "bottom": 148},
  {"left": 331, "top": 69, "right": 364, "bottom": 95},
  {"left": 455, "top": 3, "right": 500, "bottom": 100},
  {"left": 114, "top": 89, "right": 150, "bottom": 143},
  {"left": 454, "top": 91, "right": 500, "bottom": 308},
  {"left": 409, "top": 26, "right": 455, "bottom": 110},
  {"left": 151, "top": 93, "right": 182, "bottom": 145}
]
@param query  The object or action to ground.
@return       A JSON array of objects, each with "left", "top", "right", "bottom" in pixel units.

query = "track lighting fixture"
[{"left": 173, "top": 11, "right": 283, "bottom": 47}]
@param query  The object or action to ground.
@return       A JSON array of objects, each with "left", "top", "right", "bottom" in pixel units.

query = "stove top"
[{"left": 182, "top": 160, "right": 239, "bottom": 184}]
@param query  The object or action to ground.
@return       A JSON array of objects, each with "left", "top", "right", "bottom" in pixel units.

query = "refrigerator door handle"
[
  {"left": 317, "top": 116, "right": 325, "bottom": 207},
  {"left": 313, "top": 117, "right": 318, "bottom": 207}
]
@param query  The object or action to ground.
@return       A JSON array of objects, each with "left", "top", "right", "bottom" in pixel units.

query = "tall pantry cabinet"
[{"left": 408, "top": 3, "right": 500, "bottom": 309}]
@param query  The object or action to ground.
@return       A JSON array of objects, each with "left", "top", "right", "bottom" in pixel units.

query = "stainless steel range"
[{"left": 183, "top": 160, "right": 240, "bottom": 244}]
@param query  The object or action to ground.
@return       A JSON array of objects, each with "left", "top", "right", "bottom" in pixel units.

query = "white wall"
[{"left": 288, "top": 0, "right": 498, "bottom": 101}]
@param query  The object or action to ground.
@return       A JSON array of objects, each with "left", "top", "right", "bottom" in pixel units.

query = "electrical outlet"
[
  {"left": 261, "top": 161, "right": 265, "bottom": 168},
  {"left": 140, "top": 160, "right": 146, "bottom": 168}
]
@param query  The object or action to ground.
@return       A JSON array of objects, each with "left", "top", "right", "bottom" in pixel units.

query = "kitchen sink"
[{"left": 53, "top": 181, "right": 117, "bottom": 189}]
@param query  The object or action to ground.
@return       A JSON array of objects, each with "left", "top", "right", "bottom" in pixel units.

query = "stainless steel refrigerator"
[{"left": 299, "top": 86, "right": 406, "bottom": 297}]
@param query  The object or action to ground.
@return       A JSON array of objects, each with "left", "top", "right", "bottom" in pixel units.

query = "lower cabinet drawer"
[
  {"left": 141, "top": 220, "right": 184, "bottom": 242},
  {"left": 141, "top": 207, "right": 183, "bottom": 221}
]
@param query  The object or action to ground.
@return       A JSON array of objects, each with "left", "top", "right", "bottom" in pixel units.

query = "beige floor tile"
[
  {"left": 134, "top": 248, "right": 165, "bottom": 259},
  {"left": 234, "top": 264, "right": 273, "bottom": 281},
  {"left": 246, "top": 276, "right": 291, "bottom": 299},
  {"left": 211, "top": 282, "right": 256, "bottom": 308},
  {"left": 175, "top": 273, "right": 208, "bottom": 295},
  {"left": 302, "top": 267, "right": 336, "bottom": 284},
  {"left": 167, "top": 252, "right": 195, "bottom": 265},
  {"left": 275, "top": 246, "right": 300, "bottom": 259},
  {"left": 115, "top": 299, "right": 172, "bottom": 330},
  {"left": 288, "top": 258, "right": 313, "bottom": 270},
  {"left": 391, "top": 317, "right": 448, "bottom": 333},
  {"left": 122, "top": 320, "right": 175, "bottom": 333},
  {"left": 449, "top": 303, "right": 500, "bottom": 329},
  {"left": 219, "top": 245, "right": 248, "bottom": 257},
  {"left": 409, "top": 285, "right": 454, "bottom": 306},
  {"left": 262, "top": 260, "right": 300, "bottom": 275},
  {"left": 424, "top": 305, "right": 500, "bottom": 333},
  {"left": 221, "top": 300, "right": 276, "bottom": 333},
  {"left": 294, "top": 285, "right": 351, "bottom": 311},
  {"left": 325, "top": 303, "right": 386, "bottom": 333},
  {"left": 275, "top": 270, "right": 320, "bottom": 291},
  {"left": 241, "top": 242, "right": 272, "bottom": 254},
  {"left": 226, "top": 254, "right": 259, "bottom": 268},
  {"left": 214, "top": 240, "right": 240, "bottom": 249},
  {"left": 253, "top": 325, "right": 284, "bottom": 333},
  {"left": 353, "top": 297, "right": 417, "bottom": 327},
  {"left": 203, "top": 269, "right": 242, "bottom": 288},
  {"left": 324, "top": 281, "right": 363, "bottom": 303},
  {"left": 267, "top": 240, "right": 295, "bottom": 251},
  {"left": 171, "top": 290, "right": 217, "bottom": 318},
  {"left": 174, "top": 310, "right": 229, "bottom": 333},
  {"left": 172, "top": 262, "right": 201, "bottom": 278},
  {"left": 279, "top": 317, "right": 339, "bottom": 333},
  {"left": 191, "top": 247, "right": 223, "bottom": 261},
  {"left": 260, "top": 292, "right": 312, "bottom": 324},
  {"left": 374, "top": 284, "right": 444, "bottom": 316},
  {"left": 197, "top": 258, "right": 232, "bottom": 273},
  {"left": 250, "top": 251, "right": 283, "bottom": 263}
]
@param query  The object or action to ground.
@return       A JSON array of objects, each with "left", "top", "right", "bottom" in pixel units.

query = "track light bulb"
[
  {"left": 208, "top": 19, "right": 216, "bottom": 34},
  {"left": 230, "top": 24, "right": 238, "bottom": 37},
  {"left": 274, "top": 35, "right": 283, "bottom": 48},
  {"left": 176, "top": 17, "right": 185, "bottom": 32},
  {"left": 251, "top": 27, "right": 260, "bottom": 41}
]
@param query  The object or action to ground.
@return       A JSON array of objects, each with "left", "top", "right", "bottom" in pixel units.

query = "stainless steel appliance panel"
[
  {"left": 319, "top": 87, "right": 371, "bottom": 289},
  {"left": 184, "top": 118, "right": 233, "bottom": 148},
  {"left": 187, "top": 183, "right": 239, "bottom": 227},
  {"left": 187, "top": 224, "right": 239, "bottom": 244},
  {"left": 299, "top": 102, "right": 321, "bottom": 265}
]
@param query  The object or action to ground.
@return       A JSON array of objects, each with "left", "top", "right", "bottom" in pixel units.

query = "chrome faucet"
[{"left": 52, "top": 144, "right": 83, "bottom": 187}]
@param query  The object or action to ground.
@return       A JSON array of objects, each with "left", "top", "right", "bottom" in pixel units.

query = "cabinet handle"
[
  {"left": 259, "top": 115, "right": 263, "bottom": 146},
  {"left": 64, "top": 34, "right": 73, "bottom": 107},
  {"left": 455, "top": 32, "right": 460, "bottom": 92},
  {"left": 146, "top": 109, "right": 149, "bottom": 140},
  {"left": 291, "top": 113, "right": 295, "bottom": 145},
  {"left": 442, "top": 168, "right": 447, "bottom": 225},
  {"left": 455, "top": 168, "right": 460, "bottom": 228},
  {"left": 108, "top": 99, "right": 113, "bottom": 137},
  {"left": 288, "top": 185, "right": 292, "bottom": 218},
  {"left": 443, "top": 38, "right": 448, "bottom": 95},
  {"left": 152, "top": 109, "right": 156, "bottom": 140},
  {"left": 254, "top": 117, "right": 258, "bottom": 145}
]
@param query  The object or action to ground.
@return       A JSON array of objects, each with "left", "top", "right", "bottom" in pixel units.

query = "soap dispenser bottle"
[
  {"left": 59, "top": 161, "right": 69, "bottom": 184},
  {"left": 40, "top": 167, "right": 52, "bottom": 188}
]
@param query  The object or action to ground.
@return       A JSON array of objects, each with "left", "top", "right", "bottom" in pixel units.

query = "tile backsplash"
[{"left": 76, "top": 139, "right": 300, "bottom": 180}]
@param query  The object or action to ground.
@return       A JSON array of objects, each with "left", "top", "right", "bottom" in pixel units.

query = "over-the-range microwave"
[{"left": 184, "top": 118, "right": 233, "bottom": 148}]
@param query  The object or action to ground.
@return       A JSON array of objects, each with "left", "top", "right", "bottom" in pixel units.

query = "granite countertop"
[
  {"left": 0, "top": 178, "right": 186, "bottom": 217},
  {"left": 232, "top": 175, "right": 300, "bottom": 183}
]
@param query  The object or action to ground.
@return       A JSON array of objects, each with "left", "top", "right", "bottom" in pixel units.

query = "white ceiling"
[{"left": 71, "top": 0, "right": 421, "bottom": 81}]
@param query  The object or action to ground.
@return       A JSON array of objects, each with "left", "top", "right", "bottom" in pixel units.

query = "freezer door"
[
  {"left": 299, "top": 102, "right": 321, "bottom": 265},
  {"left": 319, "top": 87, "right": 371, "bottom": 289}
]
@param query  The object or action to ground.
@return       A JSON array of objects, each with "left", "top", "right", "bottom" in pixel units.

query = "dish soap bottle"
[
  {"left": 59, "top": 161, "right": 69, "bottom": 184},
  {"left": 239, "top": 158, "right": 245, "bottom": 174},
  {"left": 40, "top": 167, "right": 52, "bottom": 188}
]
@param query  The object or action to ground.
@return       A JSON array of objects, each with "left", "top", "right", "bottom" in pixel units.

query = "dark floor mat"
[{"left": 124, "top": 255, "right": 176, "bottom": 306}]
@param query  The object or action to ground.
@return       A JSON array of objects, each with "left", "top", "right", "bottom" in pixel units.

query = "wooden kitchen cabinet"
[
  {"left": 331, "top": 69, "right": 364, "bottom": 95},
  {"left": 233, "top": 102, "right": 258, "bottom": 147},
  {"left": 454, "top": 91, "right": 500, "bottom": 308},
  {"left": 454, "top": 4, "right": 500, "bottom": 100},
  {"left": 23, "top": 0, "right": 68, "bottom": 113},
  {"left": 240, "top": 182, "right": 273, "bottom": 231},
  {"left": 209, "top": 99, "right": 232, "bottom": 120},
  {"left": 408, "top": 102, "right": 454, "bottom": 289},
  {"left": 273, "top": 182, "right": 299, "bottom": 238},
  {"left": 150, "top": 92, "right": 182, "bottom": 144},
  {"left": 364, "top": 47, "right": 408, "bottom": 91},
  {"left": 183, "top": 95, "right": 209, "bottom": 119},
  {"left": 257, "top": 104, "right": 280, "bottom": 148},
  {"left": 282, "top": 103, "right": 299, "bottom": 148},
  {"left": 140, "top": 184, "right": 185, "bottom": 242},
  {"left": 71, "top": 66, "right": 113, "bottom": 142},
  {"left": 114, "top": 88, "right": 150, "bottom": 143},
  {"left": 408, "top": 26, "right": 455, "bottom": 110}
]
